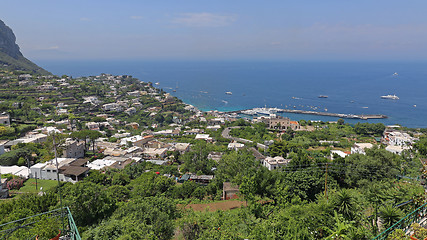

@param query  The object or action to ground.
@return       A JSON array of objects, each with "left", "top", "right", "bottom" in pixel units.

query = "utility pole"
[
  {"left": 53, "top": 133, "right": 65, "bottom": 233},
  {"left": 324, "top": 162, "right": 328, "bottom": 201}
]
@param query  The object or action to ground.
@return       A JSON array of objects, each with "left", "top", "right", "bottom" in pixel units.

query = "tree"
[
  {"left": 61, "top": 181, "right": 116, "bottom": 226},
  {"left": 240, "top": 175, "right": 256, "bottom": 204},
  {"left": 332, "top": 189, "right": 358, "bottom": 220},
  {"left": 379, "top": 204, "right": 403, "bottom": 230},
  {"left": 70, "top": 130, "right": 102, "bottom": 153},
  {"left": 129, "top": 172, "right": 175, "bottom": 198},
  {"left": 83, "top": 196, "right": 178, "bottom": 240},
  {"left": 414, "top": 137, "right": 427, "bottom": 156}
]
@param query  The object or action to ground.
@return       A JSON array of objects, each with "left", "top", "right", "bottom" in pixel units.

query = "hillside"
[{"left": 0, "top": 19, "right": 49, "bottom": 75}]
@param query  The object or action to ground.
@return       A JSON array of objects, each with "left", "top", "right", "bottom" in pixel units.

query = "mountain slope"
[{"left": 0, "top": 19, "right": 50, "bottom": 75}]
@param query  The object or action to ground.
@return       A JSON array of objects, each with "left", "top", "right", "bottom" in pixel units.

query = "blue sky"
[{"left": 1, "top": 0, "right": 427, "bottom": 61}]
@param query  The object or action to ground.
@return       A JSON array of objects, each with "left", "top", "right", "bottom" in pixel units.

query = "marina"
[{"left": 233, "top": 107, "right": 387, "bottom": 120}]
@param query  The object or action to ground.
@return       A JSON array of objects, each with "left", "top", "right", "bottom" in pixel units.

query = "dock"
[{"left": 230, "top": 108, "right": 387, "bottom": 120}]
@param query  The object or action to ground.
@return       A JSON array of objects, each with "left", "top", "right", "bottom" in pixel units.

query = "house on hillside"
[
  {"left": 195, "top": 134, "right": 213, "bottom": 142},
  {"left": 29, "top": 158, "right": 89, "bottom": 183},
  {"left": 262, "top": 156, "right": 291, "bottom": 170},
  {"left": 385, "top": 145, "right": 410, "bottom": 155},
  {"left": 0, "top": 112, "right": 10, "bottom": 126},
  {"left": 351, "top": 143, "right": 374, "bottom": 155},
  {"left": 258, "top": 116, "right": 300, "bottom": 131},
  {"left": 62, "top": 139, "right": 85, "bottom": 158},
  {"left": 227, "top": 142, "right": 245, "bottom": 151},
  {"left": 174, "top": 143, "right": 191, "bottom": 154}
]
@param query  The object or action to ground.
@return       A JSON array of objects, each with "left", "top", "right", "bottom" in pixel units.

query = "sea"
[{"left": 37, "top": 60, "right": 427, "bottom": 128}]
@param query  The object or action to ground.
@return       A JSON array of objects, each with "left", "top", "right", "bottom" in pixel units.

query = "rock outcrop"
[{"left": 0, "top": 19, "right": 49, "bottom": 74}]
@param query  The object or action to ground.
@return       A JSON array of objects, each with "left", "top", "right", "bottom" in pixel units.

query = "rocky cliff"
[{"left": 0, "top": 19, "right": 49, "bottom": 74}]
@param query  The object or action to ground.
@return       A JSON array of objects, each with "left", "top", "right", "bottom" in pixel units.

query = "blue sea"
[{"left": 37, "top": 60, "right": 427, "bottom": 128}]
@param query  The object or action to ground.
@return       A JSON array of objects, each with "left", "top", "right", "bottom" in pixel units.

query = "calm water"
[{"left": 37, "top": 60, "right": 427, "bottom": 128}]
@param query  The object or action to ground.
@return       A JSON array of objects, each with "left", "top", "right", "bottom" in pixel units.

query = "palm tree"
[
  {"left": 379, "top": 204, "right": 403, "bottom": 230},
  {"left": 334, "top": 189, "right": 357, "bottom": 220}
]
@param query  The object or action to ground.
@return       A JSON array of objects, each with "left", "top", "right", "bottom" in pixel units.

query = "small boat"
[
  {"left": 414, "top": 105, "right": 417, "bottom": 107},
  {"left": 393, "top": 72, "right": 398, "bottom": 76},
  {"left": 381, "top": 94, "right": 399, "bottom": 100},
  {"left": 172, "top": 90, "right": 176, "bottom": 92},
  {"left": 362, "top": 107, "right": 369, "bottom": 109},
  {"left": 318, "top": 95, "right": 328, "bottom": 98},
  {"left": 225, "top": 91, "right": 232, "bottom": 95},
  {"left": 155, "top": 82, "right": 160, "bottom": 85}
]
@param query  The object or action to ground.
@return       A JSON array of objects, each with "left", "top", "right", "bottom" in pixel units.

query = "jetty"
[{"left": 230, "top": 108, "right": 387, "bottom": 120}]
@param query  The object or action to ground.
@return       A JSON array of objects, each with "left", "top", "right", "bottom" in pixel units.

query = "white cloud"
[
  {"left": 47, "top": 46, "right": 59, "bottom": 50},
  {"left": 172, "top": 13, "right": 236, "bottom": 27},
  {"left": 130, "top": 16, "right": 143, "bottom": 20}
]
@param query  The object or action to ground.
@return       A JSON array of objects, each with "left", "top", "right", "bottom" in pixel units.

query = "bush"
[{"left": 7, "top": 178, "right": 25, "bottom": 190}]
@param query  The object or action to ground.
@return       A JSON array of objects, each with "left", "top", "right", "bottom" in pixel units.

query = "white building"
[
  {"left": 227, "top": 142, "right": 245, "bottom": 151},
  {"left": 351, "top": 143, "right": 374, "bottom": 155},
  {"left": 102, "top": 103, "right": 122, "bottom": 112},
  {"left": 0, "top": 165, "right": 30, "bottom": 178},
  {"left": 262, "top": 156, "right": 291, "bottom": 170},
  {"left": 385, "top": 145, "right": 410, "bottom": 155},
  {"left": 17, "top": 133, "right": 48, "bottom": 144},
  {"left": 143, "top": 148, "right": 168, "bottom": 158},
  {"left": 384, "top": 131, "right": 418, "bottom": 147},
  {"left": 207, "top": 125, "right": 221, "bottom": 131},
  {"left": 195, "top": 134, "right": 213, "bottom": 142},
  {"left": 330, "top": 150, "right": 348, "bottom": 159},
  {"left": 174, "top": 143, "right": 191, "bottom": 154},
  {"left": 125, "top": 107, "right": 137, "bottom": 115},
  {"left": 87, "top": 159, "right": 116, "bottom": 170},
  {"left": 29, "top": 158, "right": 89, "bottom": 183},
  {"left": 87, "top": 156, "right": 130, "bottom": 170},
  {"left": 120, "top": 135, "right": 144, "bottom": 147}
]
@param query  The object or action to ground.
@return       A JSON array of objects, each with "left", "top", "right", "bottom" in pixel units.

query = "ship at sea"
[
  {"left": 225, "top": 91, "right": 232, "bottom": 95},
  {"left": 318, "top": 95, "right": 328, "bottom": 98},
  {"left": 381, "top": 94, "right": 399, "bottom": 100}
]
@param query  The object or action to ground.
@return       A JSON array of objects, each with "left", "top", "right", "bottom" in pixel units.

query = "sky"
[{"left": 1, "top": 0, "right": 427, "bottom": 61}]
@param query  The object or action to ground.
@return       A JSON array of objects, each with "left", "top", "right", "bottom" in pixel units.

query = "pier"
[{"left": 229, "top": 108, "right": 387, "bottom": 120}]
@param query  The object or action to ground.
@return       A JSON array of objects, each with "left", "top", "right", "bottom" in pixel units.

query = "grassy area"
[{"left": 17, "top": 179, "right": 58, "bottom": 193}]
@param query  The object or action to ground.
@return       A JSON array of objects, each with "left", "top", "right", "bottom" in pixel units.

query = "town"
[{"left": 1, "top": 69, "right": 427, "bottom": 239}]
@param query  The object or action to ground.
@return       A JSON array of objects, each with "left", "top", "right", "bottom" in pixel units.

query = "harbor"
[{"left": 230, "top": 107, "right": 387, "bottom": 120}]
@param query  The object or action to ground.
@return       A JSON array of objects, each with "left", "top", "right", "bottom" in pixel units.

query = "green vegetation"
[
  {"left": 0, "top": 52, "right": 50, "bottom": 75},
  {"left": 0, "top": 69, "right": 426, "bottom": 239},
  {"left": 17, "top": 179, "right": 58, "bottom": 193}
]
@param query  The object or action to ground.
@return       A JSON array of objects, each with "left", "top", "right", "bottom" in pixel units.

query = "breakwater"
[{"left": 230, "top": 108, "right": 387, "bottom": 120}]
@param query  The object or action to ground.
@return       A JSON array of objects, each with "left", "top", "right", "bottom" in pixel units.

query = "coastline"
[{"left": 38, "top": 60, "right": 427, "bottom": 128}]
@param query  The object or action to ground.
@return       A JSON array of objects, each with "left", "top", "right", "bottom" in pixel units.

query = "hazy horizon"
[{"left": 2, "top": 0, "right": 427, "bottom": 61}]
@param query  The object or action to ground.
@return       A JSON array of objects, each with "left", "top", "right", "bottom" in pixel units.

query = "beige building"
[
  {"left": 62, "top": 139, "right": 85, "bottom": 158},
  {"left": 0, "top": 112, "right": 10, "bottom": 126},
  {"left": 260, "top": 116, "right": 300, "bottom": 131}
]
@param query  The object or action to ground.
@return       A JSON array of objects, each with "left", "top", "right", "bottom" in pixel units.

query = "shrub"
[{"left": 6, "top": 178, "right": 25, "bottom": 190}]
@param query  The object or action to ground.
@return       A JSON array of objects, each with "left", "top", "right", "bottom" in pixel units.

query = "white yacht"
[{"left": 381, "top": 94, "right": 399, "bottom": 100}]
